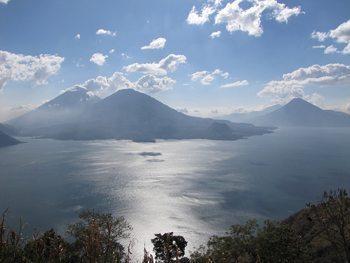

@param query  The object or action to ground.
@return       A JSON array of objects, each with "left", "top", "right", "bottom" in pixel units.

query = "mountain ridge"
[
  {"left": 253, "top": 98, "right": 350, "bottom": 127},
  {"left": 7, "top": 86, "right": 100, "bottom": 134},
  {"left": 7, "top": 88, "right": 271, "bottom": 141},
  {"left": 0, "top": 129, "right": 21, "bottom": 148}
]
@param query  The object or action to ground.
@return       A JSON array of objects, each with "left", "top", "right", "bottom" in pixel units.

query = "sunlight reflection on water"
[{"left": 1, "top": 128, "right": 350, "bottom": 258}]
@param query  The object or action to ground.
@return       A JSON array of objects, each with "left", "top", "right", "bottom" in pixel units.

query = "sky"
[{"left": 0, "top": 0, "right": 350, "bottom": 121}]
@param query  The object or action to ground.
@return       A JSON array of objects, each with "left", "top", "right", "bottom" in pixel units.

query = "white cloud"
[
  {"left": 312, "top": 45, "right": 326, "bottom": 49},
  {"left": 75, "top": 72, "right": 174, "bottom": 97},
  {"left": 0, "top": 50, "right": 64, "bottom": 91},
  {"left": 221, "top": 80, "right": 249, "bottom": 88},
  {"left": 141, "top": 37, "right": 167, "bottom": 50},
  {"left": 0, "top": 0, "right": 11, "bottom": 4},
  {"left": 311, "top": 31, "right": 328, "bottom": 42},
  {"left": 258, "top": 63, "right": 350, "bottom": 103},
  {"left": 311, "top": 19, "right": 350, "bottom": 54},
  {"left": 191, "top": 69, "right": 229, "bottom": 85},
  {"left": 75, "top": 33, "right": 81, "bottom": 40},
  {"left": 89, "top": 53, "right": 108, "bottom": 66},
  {"left": 324, "top": 45, "right": 338, "bottom": 54},
  {"left": 96, "top": 29, "right": 117, "bottom": 37},
  {"left": 109, "top": 49, "right": 115, "bottom": 54},
  {"left": 187, "top": 0, "right": 302, "bottom": 37},
  {"left": 123, "top": 54, "right": 187, "bottom": 76},
  {"left": 77, "top": 72, "right": 133, "bottom": 97},
  {"left": 121, "top": 53, "right": 131, "bottom": 59},
  {"left": 187, "top": 5, "right": 215, "bottom": 25},
  {"left": 214, "top": 0, "right": 303, "bottom": 37},
  {"left": 135, "top": 75, "right": 175, "bottom": 93},
  {"left": 210, "top": 31, "right": 221, "bottom": 38}
]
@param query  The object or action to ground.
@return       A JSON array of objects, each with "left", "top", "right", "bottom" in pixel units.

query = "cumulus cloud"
[
  {"left": 210, "top": 31, "right": 221, "bottom": 38},
  {"left": 75, "top": 33, "right": 81, "bottom": 40},
  {"left": 191, "top": 69, "right": 229, "bottom": 85},
  {"left": 0, "top": 0, "right": 11, "bottom": 4},
  {"left": 76, "top": 72, "right": 133, "bottom": 97},
  {"left": 187, "top": 5, "right": 216, "bottom": 25},
  {"left": 311, "top": 19, "right": 350, "bottom": 54},
  {"left": 215, "top": 0, "right": 303, "bottom": 37},
  {"left": 221, "top": 80, "right": 249, "bottom": 88},
  {"left": 187, "top": 0, "right": 302, "bottom": 37},
  {"left": 123, "top": 54, "right": 187, "bottom": 76},
  {"left": 324, "top": 45, "right": 338, "bottom": 54},
  {"left": 135, "top": 75, "right": 175, "bottom": 93},
  {"left": 90, "top": 53, "right": 108, "bottom": 66},
  {"left": 0, "top": 50, "right": 64, "bottom": 91},
  {"left": 258, "top": 63, "right": 350, "bottom": 103},
  {"left": 141, "top": 37, "right": 167, "bottom": 50},
  {"left": 75, "top": 72, "right": 174, "bottom": 97},
  {"left": 96, "top": 29, "right": 117, "bottom": 37}
]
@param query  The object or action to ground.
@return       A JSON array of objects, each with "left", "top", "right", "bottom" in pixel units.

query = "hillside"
[
  {"left": 0, "top": 130, "right": 20, "bottom": 148},
  {"left": 253, "top": 98, "right": 350, "bottom": 127},
  {"left": 8, "top": 89, "right": 271, "bottom": 141},
  {"left": 8, "top": 86, "right": 100, "bottom": 135}
]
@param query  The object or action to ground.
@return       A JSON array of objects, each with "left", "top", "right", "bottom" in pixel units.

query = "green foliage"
[
  {"left": 199, "top": 219, "right": 307, "bottom": 263},
  {"left": 23, "top": 229, "right": 69, "bottom": 262},
  {"left": 0, "top": 209, "right": 25, "bottom": 262},
  {"left": 0, "top": 188, "right": 350, "bottom": 262},
  {"left": 307, "top": 188, "right": 350, "bottom": 262},
  {"left": 255, "top": 220, "right": 308, "bottom": 262},
  {"left": 67, "top": 209, "right": 132, "bottom": 263},
  {"left": 206, "top": 219, "right": 258, "bottom": 263},
  {"left": 151, "top": 232, "right": 188, "bottom": 263}
]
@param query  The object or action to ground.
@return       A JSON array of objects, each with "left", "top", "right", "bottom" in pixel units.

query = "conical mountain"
[
  {"left": 8, "top": 86, "right": 100, "bottom": 134},
  {"left": 37, "top": 89, "right": 270, "bottom": 141},
  {"left": 253, "top": 98, "right": 350, "bottom": 127}
]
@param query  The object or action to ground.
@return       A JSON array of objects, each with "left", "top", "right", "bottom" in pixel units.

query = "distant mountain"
[
  {"left": 253, "top": 98, "right": 350, "bottom": 127},
  {"left": 10, "top": 89, "right": 271, "bottom": 141},
  {"left": 0, "top": 123, "right": 17, "bottom": 136},
  {"left": 0, "top": 130, "right": 20, "bottom": 148},
  {"left": 219, "top": 104, "right": 282, "bottom": 123},
  {"left": 7, "top": 86, "right": 100, "bottom": 135}
]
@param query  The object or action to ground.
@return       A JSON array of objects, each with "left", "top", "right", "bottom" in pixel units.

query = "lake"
[{"left": 1, "top": 127, "right": 350, "bottom": 257}]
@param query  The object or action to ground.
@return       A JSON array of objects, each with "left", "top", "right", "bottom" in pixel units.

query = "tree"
[
  {"left": 206, "top": 219, "right": 258, "bottom": 263},
  {"left": 308, "top": 188, "right": 350, "bottom": 262},
  {"left": 24, "top": 229, "right": 69, "bottom": 262},
  {"left": 67, "top": 209, "right": 132, "bottom": 263},
  {"left": 190, "top": 219, "right": 308, "bottom": 263},
  {"left": 151, "top": 232, "right": 187, "bottom": 263},
  {"left": 255, "top": 220, "right": 308, "bottom": 262}
]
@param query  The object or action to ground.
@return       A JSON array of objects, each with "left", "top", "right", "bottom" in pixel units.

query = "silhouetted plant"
[
  {"left": 307, "top": 188, "right": 350, "bottom": 262},
  {"left": 205, "top": 219, "right": 258, "bottom": 263},
  {"left": 255, "top": 220, "right": 308, "bottom": 262},
  {"left": 0, "top": 188, "right": 350, "bottom": 262},
  {"left": 67, "top": 209, "right": 132, "bottom": 263},
  {"left": 23, "top": 229, "right": 68, "bottom": 262},
  {"left": 0, "top": 209, "right": 25, "bottom": 262},
  {"left": 142, "top": 247, "right": 154, "bottom": 263},
  {"left": 151, "top": 232, "right": 188, "bottom": 263}
]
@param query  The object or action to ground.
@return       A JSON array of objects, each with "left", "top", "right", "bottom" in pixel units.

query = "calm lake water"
[{"left": 1, "top": 127, "right": 350, "bottom": 256}]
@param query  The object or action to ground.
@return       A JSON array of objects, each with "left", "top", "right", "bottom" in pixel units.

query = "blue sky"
[{"left": 0, "top": 0, "right": 350, "bottom": 120}]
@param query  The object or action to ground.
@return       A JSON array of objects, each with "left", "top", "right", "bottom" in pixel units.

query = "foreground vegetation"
[{"left": 1, "top": 189, "right": 349, "bottom": 262}]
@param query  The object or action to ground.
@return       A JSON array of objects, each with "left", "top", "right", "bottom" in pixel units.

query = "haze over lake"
[{"left": 1, "top": 127, "right": 350, "bottom": 253}]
